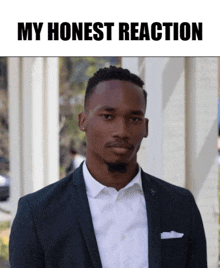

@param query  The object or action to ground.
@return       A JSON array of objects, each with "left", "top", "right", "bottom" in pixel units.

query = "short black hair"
[{"left": 84, "top": 66, "right": 147, "bottom": 110}]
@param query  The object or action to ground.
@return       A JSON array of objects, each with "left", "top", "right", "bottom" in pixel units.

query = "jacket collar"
[{"left": 72, "top": 164, "right": 103, "bottom": 268}]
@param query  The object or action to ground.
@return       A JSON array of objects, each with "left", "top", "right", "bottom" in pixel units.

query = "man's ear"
[
  {"left": 144, "top": 118, "right": 149, "bottom": 138},
  {"left": 78, "top": 112, "right": 87, "bottom": 131}
]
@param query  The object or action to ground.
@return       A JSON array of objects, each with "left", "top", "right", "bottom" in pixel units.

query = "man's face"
[{"left": 79, "top": 80, "right": 148, "bottom": 166}]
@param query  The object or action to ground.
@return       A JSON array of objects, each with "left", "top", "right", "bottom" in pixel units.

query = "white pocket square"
[{"left": 161, "top": 231, "right": 184, "bottom": 239}]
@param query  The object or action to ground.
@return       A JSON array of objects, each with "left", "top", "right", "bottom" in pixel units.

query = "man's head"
[
  {"left": 84, "top": 66, "right": 147, "bottom": 111},
  {"left": 79, "top": 66, "right": 148, "bottom": 172}
]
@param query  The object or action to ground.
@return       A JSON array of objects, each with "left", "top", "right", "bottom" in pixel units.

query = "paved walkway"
[{"left": 0, "top": 260, "right": 10, "bottom": 268}]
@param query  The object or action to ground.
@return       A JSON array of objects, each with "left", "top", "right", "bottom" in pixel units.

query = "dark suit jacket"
[{"left": 9, "top": 164, "right": 207, "bottom": 268}]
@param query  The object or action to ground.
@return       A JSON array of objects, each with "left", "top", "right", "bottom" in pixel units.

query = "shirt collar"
[{"left": 83, "top": 161, "right": 143, "bottom": 198}]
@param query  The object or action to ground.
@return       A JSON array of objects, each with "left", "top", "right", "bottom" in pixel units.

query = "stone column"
[
  {"left": 185, "top": 58, "right": 218, "bottom": 268},
  {"left": 139, "top": 57, "right": 186, "bottom": 187},
  {"left": 8, "top": 57, "right": 59, "bottom": 221}
]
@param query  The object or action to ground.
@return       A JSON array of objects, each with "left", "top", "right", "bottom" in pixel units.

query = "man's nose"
[{"left": 113, "top": 118, "right": 130, "bottom": 138}]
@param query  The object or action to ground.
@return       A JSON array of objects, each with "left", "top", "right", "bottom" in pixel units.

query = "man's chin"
[{"left": 104, "top": 161, "right": 128, "bottom": 173}]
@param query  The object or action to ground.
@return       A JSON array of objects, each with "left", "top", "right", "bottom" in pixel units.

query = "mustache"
[{"left": 105, "top": 141, "right": 134, "bottom": 150}]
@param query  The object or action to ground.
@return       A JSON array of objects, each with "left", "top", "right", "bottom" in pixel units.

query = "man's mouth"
[
  {"left": 106, "top": 141, "right": 133, "bottom": 149},
  {"left": 106, "top": 142, "right": 133, "bottom": 154}
]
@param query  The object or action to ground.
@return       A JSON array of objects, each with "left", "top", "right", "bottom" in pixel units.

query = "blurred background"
[
  {"left": 58, "top": 57, "right": 121, "bottom": 177},
  {"left": 0, "top": 57, "right": 219, "bottom": 267}
]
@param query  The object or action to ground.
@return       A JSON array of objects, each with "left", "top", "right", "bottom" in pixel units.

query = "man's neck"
[{"left": 85, "top": 157, "right": 139, "bottom": 191}]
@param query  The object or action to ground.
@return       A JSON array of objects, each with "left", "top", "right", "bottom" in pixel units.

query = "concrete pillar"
[
  {"left": 8, "top": 57, "right": 59, "bottom": 221},
  {"left": 43, "top": 58, "right": 59, "bottom": 186},
  {"left": 139, "top": 57, "right": 186, "bottom": 187},
  {"left": 185, "top": 58, "right": 218, "bottom": 268}
]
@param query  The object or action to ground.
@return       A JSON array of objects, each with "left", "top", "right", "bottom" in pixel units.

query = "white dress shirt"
[{"left": 83, "top": 162, "right": 149, "bottom": 268}]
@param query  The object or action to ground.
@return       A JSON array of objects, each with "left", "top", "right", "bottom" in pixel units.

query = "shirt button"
[
  {"left": 121, "top": 234, "right": 126, "bottom": 240},
  {"left": 116, "top": 195, "right": 120, "bottom": 201}
]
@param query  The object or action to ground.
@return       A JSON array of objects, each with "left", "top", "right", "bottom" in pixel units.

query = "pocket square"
[{"left": 161, "top": 231, "right": 184, "bottom": 239}]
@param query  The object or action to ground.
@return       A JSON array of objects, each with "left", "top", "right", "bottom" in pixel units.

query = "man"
[{"left": 9, "top": 66, "right": 207, "bottom": 268}]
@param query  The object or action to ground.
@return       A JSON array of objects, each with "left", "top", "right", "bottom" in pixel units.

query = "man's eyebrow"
[
  {"left": 98, "top": 106, "right": 116, "bottom": 112},
  {"left": 131, "top": 110, "right": 144, "bottom": 116},
  {"left": 97, "top": 106, "right": 144, "bottom": 115}
]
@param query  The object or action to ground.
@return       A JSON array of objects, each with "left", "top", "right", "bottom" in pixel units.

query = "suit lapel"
[
  {"left": 141, "top": 170, "right": 162, "bottom": 268},
  {"left": 72, "top": 165, "right": 102, "bottom": 268}
]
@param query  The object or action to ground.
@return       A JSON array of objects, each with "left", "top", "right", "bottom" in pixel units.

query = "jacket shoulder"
[
  {"left": 142, "top": 171, "right": 194, "bottom": 201},
  {"left": 19, "top": 171, "right": 78, "bottom": 215},
  {"left": 141, "top": 171, "right": 199, "bottom": 222}
]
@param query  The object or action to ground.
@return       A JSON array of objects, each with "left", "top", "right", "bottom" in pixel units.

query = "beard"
[{"left": 105, "top": 162, "right": 128, "bottom": 173}]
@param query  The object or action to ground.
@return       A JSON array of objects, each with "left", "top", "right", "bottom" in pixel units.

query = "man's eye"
[
  {"left": 102, "top": 114, "right": 112, "bottom": 119},
  {"left": 131, "top": 117, "right": 141, "bottom": 122}
]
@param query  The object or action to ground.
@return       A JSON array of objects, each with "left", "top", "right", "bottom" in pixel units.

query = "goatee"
[{"left": 105, "top": 162, "right": 128, "bottom": 173}]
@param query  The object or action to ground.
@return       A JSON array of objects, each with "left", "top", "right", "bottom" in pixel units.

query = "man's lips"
[{"left": 105, "top": 142, "right": 134, "bottom": 150}]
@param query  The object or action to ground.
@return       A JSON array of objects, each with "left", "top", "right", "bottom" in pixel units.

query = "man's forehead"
[
  {"left": 91, "top": 80, "right": 145, "bottom": 107},
  {"left": 86, "top": 80, "right": 145, "bottom": 116},
  {"left": 94, "top": 80, "right": 143, "bottom": 95}
]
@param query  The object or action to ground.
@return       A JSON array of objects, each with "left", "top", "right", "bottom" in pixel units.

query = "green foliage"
[
  {"left": 0, "top": 222, "right": 9, "bottom": 233},
  {"left": 59, "top": 166, "right": 65, "bottom": 175},
  {"left": 59, "top": 57, "right": 121, "bottom": 176},
  {"left": 0, "top": 221, "right": 9, "bottom": 261},
  {"left": 0, "top": 238, "right": 8, "bottom": 260}
]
